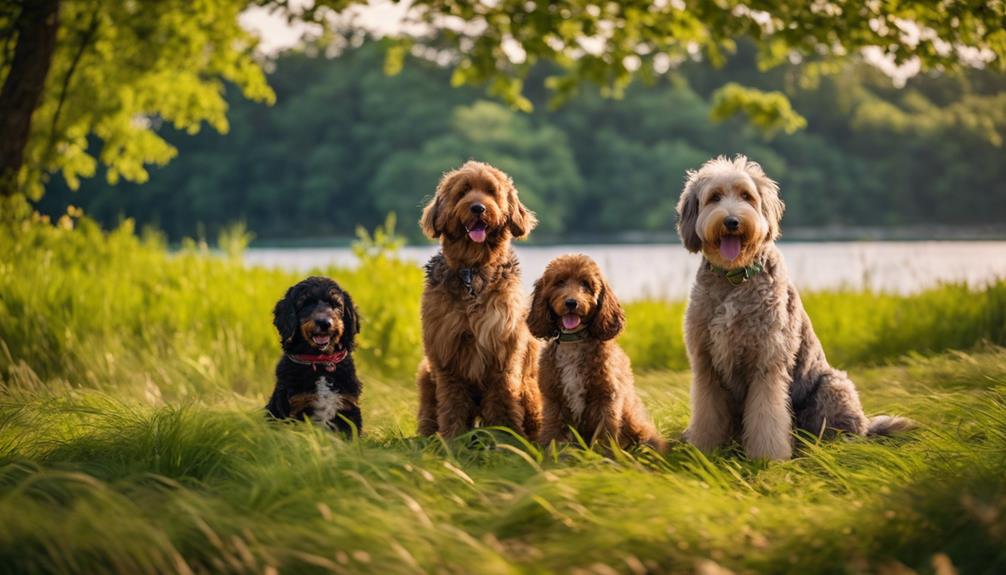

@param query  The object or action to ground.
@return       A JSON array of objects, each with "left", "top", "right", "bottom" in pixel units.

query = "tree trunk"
[{"left": 0, "top": 0, "right": 60, "bottom": 196}]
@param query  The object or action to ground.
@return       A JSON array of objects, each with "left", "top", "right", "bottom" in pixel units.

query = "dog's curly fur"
[
  {"left": 676, "top": 155, "right": 912, "bottom": 460},
  {"left": 415, "top": 161, "right": 542, "bottom": 439},
  {"left": 528, "top": 254, "right": 664, "bottom": 450},
  {"left": 266, "top": 276, "right": 363, "bottom": 435}
]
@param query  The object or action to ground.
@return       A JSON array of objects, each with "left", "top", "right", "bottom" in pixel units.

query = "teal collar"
[{"left": 707, "top": 259, "right": 765, "bottom": 286}]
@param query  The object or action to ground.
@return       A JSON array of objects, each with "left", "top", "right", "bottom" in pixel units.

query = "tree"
[
  {"left": 38, "top": 38, "right": 1006, "bottom": 239},
  {"left": 370, "top": 100, "right": 583, "bottom": 236},
  {"left": 5, "top": 0, "right": 1005, "bottom": 203},
  {"left": 377, "top": 1, "right": 1006, "bottom": 125},
  {"left": 0, "top": 0, "right": 58, "bottom": 196},
  {"left": 0, "top": 0, "right": 274, "bottom": 199}
]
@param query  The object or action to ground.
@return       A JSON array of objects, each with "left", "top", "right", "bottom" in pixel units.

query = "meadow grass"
[{"left": 1, "top": 215, "right": 1005, "bottom": 573}]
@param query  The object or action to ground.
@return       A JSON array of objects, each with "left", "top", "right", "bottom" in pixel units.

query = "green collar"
[
  {"left": 556, "top": 328, "right": 589, "bottom": 343},
  {"left": 707, "top": 260, "right": 765, "bottom": 286}
]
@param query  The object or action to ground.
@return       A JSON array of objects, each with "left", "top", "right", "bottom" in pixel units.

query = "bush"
[{"left": 0, "top": 212, "right": 422, "bottom": 401}]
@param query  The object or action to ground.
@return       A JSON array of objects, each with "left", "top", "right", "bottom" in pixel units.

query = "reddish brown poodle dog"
[
  {"left": 415, "top": 161, "right": 542, "bottom": 439},
  {"left": 528, "top": 254, "right": 664, "bottom": 450}
]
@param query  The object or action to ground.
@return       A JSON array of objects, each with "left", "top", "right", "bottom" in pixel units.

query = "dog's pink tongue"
[
  {"left": 561, "top": 314, "right": 581, "bottom": 330},
  {"left": 468, "top": 228, "right": 486, "bottom": 243},
  {"left": 719, "top": 236, "right": 741, "bottom": 261}
]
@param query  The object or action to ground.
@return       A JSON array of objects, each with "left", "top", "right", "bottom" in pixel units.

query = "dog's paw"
[{"left": 743, "top": 439, "right": 793, "bottom": 461}]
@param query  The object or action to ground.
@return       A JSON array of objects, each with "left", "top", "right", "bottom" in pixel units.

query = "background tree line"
[{"left": 38, "top": 36, "right": 1006, "bottom": 242}]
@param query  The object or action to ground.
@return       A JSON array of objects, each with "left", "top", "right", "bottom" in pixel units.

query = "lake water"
[{"left": 244, "top": 242, "right": 1006, "bottom": 301}]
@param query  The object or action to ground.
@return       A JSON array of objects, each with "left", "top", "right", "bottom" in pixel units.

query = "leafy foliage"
[
  {"left": 3, "top": 0, "right": 274, "bottom": 199},
  {"left": 40, "top": 40, "right": 1006, "bottom": 240},
  {"left": 370, "top": 0, "right": 1006, "bottom": 121},
  {"left": 6, "top": 0, "right": 1006, "bottom": 202},
  {"left": 0, "top": 212, "right": 422, "bottom": 398},
  {"left": 710, "top": 82, "right": 807, "bottom": 135}
]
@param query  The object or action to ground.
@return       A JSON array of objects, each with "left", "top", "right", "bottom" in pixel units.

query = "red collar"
[{"left": 286, "top": 349, "right": 348, "bottom": 372}]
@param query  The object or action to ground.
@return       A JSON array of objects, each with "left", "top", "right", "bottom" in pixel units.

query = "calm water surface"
[{"left": 245, "top": 242, "right": 1006, "bottom": 301}]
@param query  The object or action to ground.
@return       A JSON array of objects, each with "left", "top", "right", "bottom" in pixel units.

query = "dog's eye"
[
  {"left": 709, "top": 192, "right": 722, "bottom": 203},
  {"left": 580, "top": 280, "right": 591, "bottom": 291},
  {"left": 741, "top": 191, "right": 753, "bottom": 202}
]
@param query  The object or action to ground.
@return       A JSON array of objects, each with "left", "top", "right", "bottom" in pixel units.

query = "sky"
[{"left": 240, "top": 1, "right": 411, "bottom": 53}]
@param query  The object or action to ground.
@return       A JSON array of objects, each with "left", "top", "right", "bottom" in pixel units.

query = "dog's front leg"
[
  {"left": 581, "top": 398, "right": 623, "bottom": 448},
  {"left": 434, "top": 369, "right": 477, "bottom": 438},
  {"left": 538, "top": 396, "right": 571, "bottom": 445},
  {"left": 480, "top": 377, "right": 523, "bottom": 436},
  {"left": 331, "top": 403, "right": 363, "bottom": 437},
  {"left": 416, "top": 361, "right": 439, "bottom": 436},
  {"left": 481, "top": 370, "right": 525, "bottom": 435},
  {"left": 685, "top": 351, "right": 732, "bottom": 453},
  {"left": 536, "top": 355, "right": 568, "bottom": 445},
  {"left": 742, "top": 361, "right": 794, "bottom": 460}
]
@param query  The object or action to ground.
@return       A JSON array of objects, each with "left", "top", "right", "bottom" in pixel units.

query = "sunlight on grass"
[{"left": 2, "top": 216, "right": 1005, "bottom": 573}]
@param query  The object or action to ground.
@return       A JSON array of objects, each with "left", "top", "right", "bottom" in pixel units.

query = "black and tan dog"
[{"left": 266, "top": 276, "right": 362, "bottom": 435}]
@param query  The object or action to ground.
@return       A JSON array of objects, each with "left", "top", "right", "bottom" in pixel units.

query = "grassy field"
[{"left": 2, "top": 213, "right": 1005, "bottom": 574}]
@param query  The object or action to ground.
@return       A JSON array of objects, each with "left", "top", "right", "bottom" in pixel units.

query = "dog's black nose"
[
  {"left": 724, "top": 216, "right": 740, "bottom": 231},
  {"left": 314, "top": 318, "right": 332, "bottom": 330},
  {"left": 470, "top": 203, "right": 486, "bottom": 215},
  {"left": 564, "top": 299, "right": 577, "bottom": 310}
]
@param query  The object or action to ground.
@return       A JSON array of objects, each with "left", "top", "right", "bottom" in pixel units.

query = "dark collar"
[
  {"left": 706, "top": 259, "right": 765, "bottom": 286},
  {"left": 286, "top": 349, "right": 348, "bottom": 372},
  {"left": 555, "top": 328, "right": 589, "bottom": 343},
  {"left": 425, "top": 249, "right": 520, "bottom": 298},
  {"left": 458, "top": 266, "right": 478, "bottom": 297}
]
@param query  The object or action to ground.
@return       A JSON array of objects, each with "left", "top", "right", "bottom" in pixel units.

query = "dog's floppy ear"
[
  {"left": 273, "top": 288, "right": 299, "bottom": 345},
  {"left": 743, "top": 158, "right": 785, "bottom": 241},
  {"left": 504, "top": 176, "right": 537, "bottom": 238},
  {"left": 419, "top": 195, "right": 442, "bottom": 239},
  {"left": 676, "top": 171, "right": 703, "bottom": 253},
  {"left": 340, "top": 290, "right": 360, "bottom": 351},
  {"left": 588, "top": 279, "right": 625, "bottom": 341},
  {"left": 526, "top": 277, "right": 555, "bottom": 339},
  {"left": 420, "top": 169, "right": 461, "bottom": 239}
]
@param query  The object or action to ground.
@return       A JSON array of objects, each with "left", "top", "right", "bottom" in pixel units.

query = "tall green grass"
[
  {"left": 0, "top": 213, "right": 423, "bottom": 401},
  {"left": 2, "top": 214, "right": 1006, "bottom": 573},
  {"left": 622, "top": 283, "right": 1006, "bottom": 371},
  {"left": 1, "top": 352, "right": 1004, "bottom": 573},
  {"left": 4, "top": 213, "right": 1005, "bottom": 394}
]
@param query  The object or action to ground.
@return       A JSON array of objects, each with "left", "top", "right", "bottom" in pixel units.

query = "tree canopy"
[
  {"left": 39, "top": 38, "right": 1006, "bottom": 241},
  {"left": 373, "top": 1, "right": 1006, "bottom": 122},
  {"left": 1, "top": 0, "right": 272, "bottom": 201},
  {"left": 3, "top": 0, "right": 1005, "bottom": 203}
]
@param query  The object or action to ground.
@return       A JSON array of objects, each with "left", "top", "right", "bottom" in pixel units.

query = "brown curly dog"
[
  {"left": 415, "top": 161, "right": 542, "bottom": 439},
  {"left": 676, "top": 155, "right": 913, "bottom": 460},
  {"left": 528, "top": 254, "right": 664, "bottom": 450}
]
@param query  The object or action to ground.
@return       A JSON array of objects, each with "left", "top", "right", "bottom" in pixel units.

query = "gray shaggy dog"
[{"left": 676, "top": 155, "right": 912, "bottom": 460}]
